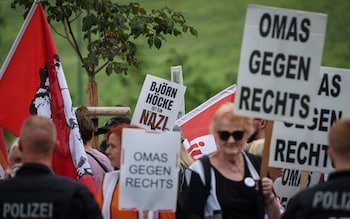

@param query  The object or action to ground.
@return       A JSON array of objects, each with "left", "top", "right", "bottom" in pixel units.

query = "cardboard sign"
[
  {"left": 269, "top": 67, "right": 350, "bottom": 173},
  {"left": 235, "top": 5, "right": 327, "bottom": 124},
  {"left": 132, "top": 74, "right": 186, "bottom": 131},
  {"left": 119, "top": 128, "right": 180, "bottom": 211},
  {"left": 175, "top": 85, "right": 236, "bottom": 159}
]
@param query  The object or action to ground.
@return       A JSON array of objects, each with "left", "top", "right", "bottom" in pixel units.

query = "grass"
[{"left": 1, "top": 0, "right": 350, "bottom": 143}]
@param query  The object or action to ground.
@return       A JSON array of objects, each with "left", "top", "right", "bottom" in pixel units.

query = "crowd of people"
[{"left": 1, "top": 102, "right": 350, "bottom": 219}]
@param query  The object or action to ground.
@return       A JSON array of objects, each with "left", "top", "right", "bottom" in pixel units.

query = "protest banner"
[
  {"left": 269, "top": 67, "right": 350, "bottom": 173},
  {"left": 131, "top": 74, "right": 186, "bottom": 131},
  {"left": 175, "top": 85, "right": 235, "bottom": 159},
  {"left": 234, "top": 5, "right": 327, "bottom": 125},
  {"left": 119, "top": 128, "right": 180, "bottom": 211}
]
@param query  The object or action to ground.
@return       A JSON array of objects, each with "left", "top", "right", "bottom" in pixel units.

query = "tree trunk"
[
  {"left": 87, "top": 81, "right": 99, "bottom": 149},
  {"left": 87, "top": 81, "right": 98, "bottom": 107}
]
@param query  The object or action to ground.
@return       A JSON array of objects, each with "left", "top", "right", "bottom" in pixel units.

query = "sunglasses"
[{"left": 217, "top": 130, "right": 245, "bottom": 141}]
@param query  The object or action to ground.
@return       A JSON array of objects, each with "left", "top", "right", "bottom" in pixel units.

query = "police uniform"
[
  {"left": 283, "top": 170, "right": 350, "bottom": 219},
  {"left": 0, "top": 163, "right": 102, "bottom": 219}
]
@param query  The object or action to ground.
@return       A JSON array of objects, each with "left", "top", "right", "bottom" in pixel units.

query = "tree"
[{"left": 11, "top": 0, "right": 197, "bottom": 106}]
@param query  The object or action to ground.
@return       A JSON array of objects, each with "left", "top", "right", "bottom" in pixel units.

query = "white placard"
[
  {"left": 269, "top": 67, "right": 350, "bottom": 173},
  {"left": 171, "top": 65, "right": 185, "bottom": 119},
  {"left": 119, "top": 128, "right": 180, "bottom": 211},
  {"left": 131, "top": 74, "right": 186, "bottom": 131},
  {"left": 273, "top": 169, "right": 322, "bottom": 208},
  {"left": 235, "top": 5, "right": 327, "bottom": 124}
]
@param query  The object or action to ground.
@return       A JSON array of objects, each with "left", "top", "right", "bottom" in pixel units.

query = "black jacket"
[
  {"left": 283, "top": 170, "right": 350, "bottom": 219},
  {"left": 0, "top": 163, "right": 102, "bottom": 219}
]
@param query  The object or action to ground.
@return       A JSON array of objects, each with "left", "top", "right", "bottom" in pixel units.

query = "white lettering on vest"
[
  {"left": 312, "top": 191, "right": 350, "bottom": 210},
  {"left": 2, "top": 202, "right": 53, "bottom": 218}
]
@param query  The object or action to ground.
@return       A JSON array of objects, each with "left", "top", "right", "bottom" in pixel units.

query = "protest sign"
[
  {"left": 119, "top": 128, "right": 180, "bottom": 211},
  {"left": 273, "top": 169, "right": 322, "bottom": 208},
  {"left": 234, "top": 5, "right": 327, "bottom": 124},
  {"left": 176, "top": 85, "right": 235, "bottom": 159},
  {"left": 131, "top": 74, "right": 186, "bottom": 131},
  {"left": 171, "top": 65, "right": 185, "bottom": 119},
  {"left": 269, "top": 67, "right": 350, "bottom": 173}
]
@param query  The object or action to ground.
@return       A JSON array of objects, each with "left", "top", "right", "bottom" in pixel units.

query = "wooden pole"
[
  {"left": 260, "top": 120, "right": 274, "bottom": 178},
  {"left": 143, "top": 211, "right": 148, "bottom": 219},
  {"left": 74, "top": 106, "right": 131, "bottom": 117},
  {"left": 299, "top": 171, "right": 309, "bottom": 191},
  {"left": 74, "top": 106, "right": 131, "bottom": 149}
]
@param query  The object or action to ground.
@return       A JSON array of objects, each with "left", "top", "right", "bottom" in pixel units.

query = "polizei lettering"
[
  {"left": 313, "top": 191, "right": 350, "bottom": 210},
  {"left": 139, "top": 109, "right": 169, "bottom": 130},
  {"left": 2, "top": 202, "right": 53, "bottom": 218}
]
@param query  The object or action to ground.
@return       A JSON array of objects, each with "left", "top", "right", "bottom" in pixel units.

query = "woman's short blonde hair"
[{"left": 210, "top": 102, "right": 254, "bottom": 137}]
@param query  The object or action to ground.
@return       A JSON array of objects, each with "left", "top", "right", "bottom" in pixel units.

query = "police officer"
[
  {"left": 282, "top": 118, "right": 350, "bottom": 219},
  {"left": 0, "top": 116, "right": 102, "bottom": 219}
]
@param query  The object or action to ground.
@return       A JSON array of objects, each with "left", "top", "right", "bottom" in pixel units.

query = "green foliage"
[
  {"left": 10, "top": 0, "right": 197, "bottom": 80},
  {"left": 2, "top": 0, "right": 350, "bottom": 116},
  {"left": 0, "top": 5, "right": 4, "bottom": 42}
]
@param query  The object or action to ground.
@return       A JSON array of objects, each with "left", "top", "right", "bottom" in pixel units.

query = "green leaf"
[
  {"left": 147, "top": 36, "right": 154, "bottom": 48},
  {"left": 154, "top": 37, "right": 162, "bottom": 49},
  {"left": 190, "top": 27, "right": 198, "bottom": 37},
  {"left": 106, "top": 63, "right": 113, "bottom": 76}
]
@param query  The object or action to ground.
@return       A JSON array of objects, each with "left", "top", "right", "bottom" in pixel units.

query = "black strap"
[
  {"left": 199, "top": 155, "right": 211, "bottom": 197},
  {"left": 85, "top": 150, "right": 110, "bottom": 173}
]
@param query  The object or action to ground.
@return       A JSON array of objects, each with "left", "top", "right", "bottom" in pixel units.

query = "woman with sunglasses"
[{"left": 181, "top": 102, "right": 281, "bottom": 219}]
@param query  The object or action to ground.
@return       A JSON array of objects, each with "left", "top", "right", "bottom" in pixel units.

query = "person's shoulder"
[
  {"left": 247, "top": 139, "right": 265, "bottom": 155},
  {"left": 0, "top": 178, "right": 12, "bottom": 188},
  {"left": 53, "top": 174, "right": 91, "bottom": 190},
  {"left": 90, "top": 149, "right": 110, "bottom": 160}
]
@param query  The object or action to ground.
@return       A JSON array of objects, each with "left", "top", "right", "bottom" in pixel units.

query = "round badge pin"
[{"left": 244, "top": 177, "right": 255, "bottom": 187}]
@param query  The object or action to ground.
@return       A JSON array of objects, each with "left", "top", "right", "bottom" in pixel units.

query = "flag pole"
[{"left": 0, "top": 0, "right": 39, "bottom": 79}]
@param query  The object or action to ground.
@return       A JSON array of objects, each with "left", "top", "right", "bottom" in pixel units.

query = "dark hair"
[
  {"left": 94, "top": 117, "right": 131, "bottom": 136},
  {"left": 75, "top": 107, "right": 94, "bottom": 144}
]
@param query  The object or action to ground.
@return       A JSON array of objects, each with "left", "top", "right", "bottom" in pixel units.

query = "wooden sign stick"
[{"left": 260, "top": 120, "right": 274, "bottom": 178}]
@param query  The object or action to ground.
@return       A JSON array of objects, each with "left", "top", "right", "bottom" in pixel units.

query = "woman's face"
[
  {"left": 105, "top": 133, "right": 121, "bottom": 169},
  {"left": 214, "top": 117, "right": 248, "bottom": 156}
]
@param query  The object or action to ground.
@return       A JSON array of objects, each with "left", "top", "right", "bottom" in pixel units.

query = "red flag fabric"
[
  {"left": 0, "top": 2, "right": 97, "bottom": 197},
  {"left": 175, "top": 85, "right": 236, "bottom": 159},
  {"left": 0, "top": 128, "right": 7, "bottom": 179}
]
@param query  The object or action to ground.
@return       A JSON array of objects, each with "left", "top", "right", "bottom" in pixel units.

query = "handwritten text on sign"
[{"left": 235, "top": 5, "right": 327, "bottom": 124}]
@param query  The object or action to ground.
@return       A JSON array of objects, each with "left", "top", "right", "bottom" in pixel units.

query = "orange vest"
[{"left": 98, "top": 173, "right": 175, "bottom": 219}]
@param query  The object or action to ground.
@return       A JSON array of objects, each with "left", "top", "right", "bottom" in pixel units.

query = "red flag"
[
  {"left": 0, "top": 128, "right": 7, "bottom": 179},
  {"left": 175, "top": 85, "right": 236, "bottom": 159},
  {"left": 0, "top": 2, "right": 97, "bottom": 197}
]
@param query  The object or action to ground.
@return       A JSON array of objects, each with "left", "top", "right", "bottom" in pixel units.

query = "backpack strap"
[
  {"left": 198, "top": 155, "right": 211, "bottom": 198},
  {"left": 85, "top": 150, "right": 110, "bottom": 173},
  {"left": 242, "top": 151, "right": 260, "bottom": 180}
]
